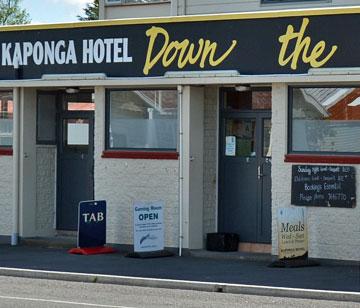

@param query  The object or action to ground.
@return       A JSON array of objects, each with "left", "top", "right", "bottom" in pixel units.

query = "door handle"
[{"left": 257, "top": 165, "right": 263, "bottom": 180}]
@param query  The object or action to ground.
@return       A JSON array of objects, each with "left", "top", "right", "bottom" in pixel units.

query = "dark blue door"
[
  {"left": 219, "top": 89, "right": 272, "bottom": 243},
  {"left": 57, "top": 92, "right": 95, "bottom": 230}
]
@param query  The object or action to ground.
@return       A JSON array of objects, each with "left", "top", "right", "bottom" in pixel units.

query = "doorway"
[
  {"left": 57, "top": 92, "right": 95, "bottom": 230},
  {"left": 218, "top": 88, "right": 272, "bottom": 244}
]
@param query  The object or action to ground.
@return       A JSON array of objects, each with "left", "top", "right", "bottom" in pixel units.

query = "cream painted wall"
[
  {"left": 103, "top": 0, "right": 360, "bottom": 19},
  {"left": 271, "top": 83, "right": 360, "bottom": 261},
  {"left": 104, "top": 2, "right": 170, "bottom": 19}
]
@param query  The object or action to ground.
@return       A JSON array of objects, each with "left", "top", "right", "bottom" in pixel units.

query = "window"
[
  {"left": 37, "top": 93, "right": 57, "bottom": 144},
  {"left": 289, "top": 87, "right": 360, "bottom": 155},
  {"left": 106, "top": 89, "right": 178, "bottom": 151},
  {"left": 0, "top": 91, "right": 13, "bottom": 147}
]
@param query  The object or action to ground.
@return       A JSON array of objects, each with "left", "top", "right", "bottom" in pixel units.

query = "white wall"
[
  {"left": 271, "top": 83, "right": 360, "bottom": 261},
  {"left": 0, "top": 156, "right": 13, "bottom": 236},
  {"left": 94, "top": 87, "right": 179, "bottom": 247}
]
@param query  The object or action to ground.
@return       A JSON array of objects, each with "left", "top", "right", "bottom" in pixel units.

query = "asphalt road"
[{"left": 0, "top": 276, "right": 357, "bottom": 308}]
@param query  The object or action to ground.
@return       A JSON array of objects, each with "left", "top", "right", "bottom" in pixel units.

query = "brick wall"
[
  {"left": 0, "top": 156, "right": 13, "bottom": 235},
  {"left": 203, "top": 86, "right": 218, "bottom": 238},
  {"left": 36, "top": 146, "right": 56, "bottom": 236}
]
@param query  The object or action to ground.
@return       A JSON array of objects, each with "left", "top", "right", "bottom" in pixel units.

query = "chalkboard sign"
[{"left": 291, "top": 165, "right": 356, "bottom": 208}]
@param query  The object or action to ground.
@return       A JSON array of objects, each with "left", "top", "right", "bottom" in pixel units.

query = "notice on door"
[
  {"left": 225, "top": 136, "right": 236, "bottom": 156},
  {"left": 277, "top": 207, "right": 308, "bottom": 260},
  {"left": 133, "top": 201, "right": 164, "bottom": 252},
  {"left": 291, "top": 165, "right": 356, "bottom": 208}
]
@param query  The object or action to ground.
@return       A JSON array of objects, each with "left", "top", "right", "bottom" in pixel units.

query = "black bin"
[{"left": 206, "top": 233, "right": 239, "bottom": 252}]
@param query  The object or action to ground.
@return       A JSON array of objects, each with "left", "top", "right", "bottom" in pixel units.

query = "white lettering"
[
  {"left": 82, "top": 39, "right": 93, "bottom": 64},
  {"left": 113, "top": 38, "right": 123, "bottom": 62},
  {"left": 22, "top": 42, "right": 33, "bottom": 65},
  {"left": 44, "top": 41, "right": 55, "bottom": 65},
  {"left": 97, "top": 212, "right": 104, "bottom": 222},
  {"left": 82, "top": 213, "right": 90, "bottom": 223},
  {"left": 2, "top": 43, "right": 12, "bottom": 66},
  {"left": 13, "top": 42, "right": 23, "bottom": 68},
  {"left": 55, "top": 40, "right": 66, "bottom": 64},
  {"left": 122, "top": 38, "right": 132, "bottom": 62},
  {"left": 93, "top": 39, "right": 105, "bottom": 64},
  {"left": 33, "top": 41, "right": 44, "bottom": 65},
  {"left": 66, "top": 40, "right": 77, "bottom": 64}
]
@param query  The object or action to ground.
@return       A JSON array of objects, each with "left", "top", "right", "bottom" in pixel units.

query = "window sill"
[
  {"left": 102, "top": 150, "right": 179, "bottom": 160},
  {"left": 0, "top": 148, "right": 13, "bottom": 156},
  {"left": 284, "top": 154, "right": 360, "bottom": 164}
]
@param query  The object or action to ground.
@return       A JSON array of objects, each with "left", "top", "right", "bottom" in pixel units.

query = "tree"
[
  {"left": 78, "top": 0, "right": 99, "bottom": 21},
  {"left": 0, "top": 0, "right": 30, "bottom": 25}
]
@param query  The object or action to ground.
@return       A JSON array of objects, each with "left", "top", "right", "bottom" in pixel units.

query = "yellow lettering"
[
  {"left": 143, "top": 26, "right": 169, "bottom": 75},
  {"left": 162, "top": 41, "right": 180, "bottom": 67},
  {"left": 309, "top": 41, "right": 338, "bottom": 68},
  {"left": 278, "top": 18, "right": 338, "bottom": 70},
  {"left": 177, "top": 39, "right": 204, "bottom": 68},
  {"left": 143, "top": 26, "right": 237, "bottom": 75}
]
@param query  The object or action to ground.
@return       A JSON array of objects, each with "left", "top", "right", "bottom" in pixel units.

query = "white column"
[
  {"left": 94, "top": 86, "right": 105, "bottom": 199},
  {"left": 19, "top": 88, "right": 37, "bottom": 237},
  {"left": 11, "top": 87, "right": 20, "bottom": 245},
  {"left": 181, "top": 86, "right": 204, "bottom": 249}
]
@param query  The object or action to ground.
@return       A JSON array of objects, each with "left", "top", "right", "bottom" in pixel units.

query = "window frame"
[
  {"left": 0, "top": 90, "right": 14, "bottom": 153},
  {"left": 286, "top": 85, "right": 360, "bottom": 164},
  {"left": 104, "top": 88, "right": 179, "bottom": 159}
]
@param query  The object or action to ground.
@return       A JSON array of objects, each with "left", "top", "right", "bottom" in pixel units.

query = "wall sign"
[
  {"left": 277, "top": 207, "right": 308, "bottom": 260},
  {"left": 291, "top": 165, "right": 356, "bottom": 208},
  {"left": 133, "top": 201, "right": 164, "bottom": 252},
  {"left": 0, "top": 9, "right": 360, "bottom": 79},
  {"left": 78, "top": 200, "right": 106, "bottom": 248}
]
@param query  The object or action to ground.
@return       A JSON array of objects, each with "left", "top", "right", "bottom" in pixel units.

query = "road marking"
[{"left": 0, "top": 295, "right": 135, "bottom": 308}]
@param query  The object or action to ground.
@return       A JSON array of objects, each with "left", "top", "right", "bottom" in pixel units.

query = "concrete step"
[
  {"left": 188, "top": 249, "right": 274, "bottom": 263},
  {"left": 21, "top": 236, "right": 77, "bottom": 249}
]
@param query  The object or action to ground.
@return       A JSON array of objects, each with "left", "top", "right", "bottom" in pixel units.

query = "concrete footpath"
[{"left": 0, "top": 245, "right": 359, "bottom": 302}]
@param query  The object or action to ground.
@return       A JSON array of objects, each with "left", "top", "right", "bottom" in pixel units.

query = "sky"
[{"left": 21, "top": 0, "right": 90, "bottom": 24}]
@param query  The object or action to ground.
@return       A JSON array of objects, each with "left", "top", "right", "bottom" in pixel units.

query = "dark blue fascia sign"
[
  {"left": 0, "top": 8, "right": 360, "bottom": 79},
  {"left": 78, "top": 200, "right": 106, "bottom": 248}
]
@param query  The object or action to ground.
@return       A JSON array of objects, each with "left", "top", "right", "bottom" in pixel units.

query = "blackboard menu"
[{"left": 291, "top": 165, "right": 356, "bottom": 208}]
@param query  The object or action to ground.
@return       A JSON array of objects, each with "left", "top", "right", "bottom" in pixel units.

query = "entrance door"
[
  {"left": 57, "top": 92, "right": 95, "bottom": 230},
  {"left": 218, "top": 89, "right": 272, "bottom": 243}
]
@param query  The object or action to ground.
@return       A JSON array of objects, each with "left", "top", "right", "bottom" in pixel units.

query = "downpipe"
[{"left": 178, "top": 85, "right": 184, "bottom": 256}]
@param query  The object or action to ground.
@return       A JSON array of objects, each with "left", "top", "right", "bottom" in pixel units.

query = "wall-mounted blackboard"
[{"left": 291, "top": 165, "right": 356, "bottom": 208}]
